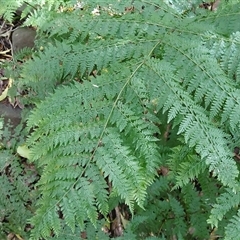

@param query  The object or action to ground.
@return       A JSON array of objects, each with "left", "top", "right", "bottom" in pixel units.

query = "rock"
[
  {"left": 16, "top": 3, "right": 35, "bottom": 17},
  {"left": 0, "top": 101, "right": 21, "bottom": 128},
  {"left": 12, "top": 27, "right": 36, "bottom": 52},
  {"left": 15, "top": 4, "right": 28, "bottom": 17}
]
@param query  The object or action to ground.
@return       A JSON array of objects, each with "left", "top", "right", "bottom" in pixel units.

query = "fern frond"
[
  {"left": 197, "top": 170, "right": 220, "bottom": 200},
  {"left": 27, "top": 65, "right": 162, "bottom": 236},
  {"left": 0, "top": 0, "right": 24, "bottom": 22},
  {"left": 30, "top": 171, "right": 108, "bottom": 239},
  {"left": 208, "top": 188, "right": 240, "bottom": 228},
  {"left": 144, "top": 59, "right": 238, "bottom": 189},
  {"left": 0, "top": 0, "right": 73, "bottom": 23},
  {"left": 169, "top": 146, "right": 206, "bottom": 188},
  {"left": 189, "top": 30, "right": 240, "bottom": 84},
  {"left": 20, "top": 40, "right": 158, "bottom": 102},
  {"left": 200, "top": 2, "right": 240, "bottom": 36},
  {"left": 0, "top": 150, "right": 36, "bottom": 238},
  {"left": 224, "top": 209, "right": 240, "bottom": 240},
  {"left": 19, "top": 0, "right": 183, "bottom": 102},
  {"left": 181, "top": 184, "right": 208, "bottom": 239},
  {"left": 162, "top": 32, "right": 240, "bottom": 130}
]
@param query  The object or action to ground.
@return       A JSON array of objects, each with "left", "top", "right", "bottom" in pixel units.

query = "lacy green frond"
[
  {"left": 133, "top": 175, "right": 210, "bottom": 239},
  {"left": 144, "top": 59, "right": 238, "bottom": 189},
  {"left": 0, "top": 0, "right": 72, "bottom": 23},
  {"left": 224, "top": 209, "right": 240, "bottom": 240},
  {"left": 181, "top": 185, "right": 210, "bottom": 238},
  {"left": 0, "top": 150, "right": 36, "bottom": 239},
  {"left": 169, "top": 146, "right": 206, "bottom": 188},
  {"left": 26, "top": 71, "right": 162, "bottom": 236},
  {"left": 201, "top": 2, "right": 240, "bottom": 36},
  {"left": 0, "top": 0, "right": 24, "bottom": 22},
  {"left": 162, "top": 32, "right": 240, "bottom": 130},
  {"left": 208, "top": 188, "right": 240, "bottom": 228},
  {"left": 197, "top": 170, "right": 220, "bottom": 199}
]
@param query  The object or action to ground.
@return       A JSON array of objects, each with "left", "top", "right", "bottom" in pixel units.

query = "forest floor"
[
  {"left": 0, "top": 17, "right": 22, "bottom": 126},
  {"left": 0, "top": 17, "right": 25, "bottom": 240}
]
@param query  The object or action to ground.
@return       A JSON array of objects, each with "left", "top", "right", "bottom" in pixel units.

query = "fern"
[
  {"left": 25, "top": 0, "right": 240, "bottom": 238},
  {"left": 224, "top": 209, "right": 240, "bottom": 240},
  {"left": 144, "top": 58, "right": 238, "bottom": 189},
  {"left": 2, "top": 0, "right": 240, "bottom": 238},
  {"left": 27, "top": 72, "right": 162, "bottom": 238},
  {"left": 0, "top": 148, "right": 37, "bottom": 239},
  {"left": 0, "top": 0, "right": 75, "bottom": 23},
  {"left": 0, "top": 114, "right": 36, "bottom": 238},
  {"left": 168, "top": 145, "right": 206, "bottom": 188},
  {"left": 208, "top": 188, "right": 240, "bottom": 227},
  {"left": 0, "top": 0, "right": 24, "bottom": 22},
  {"left": 131, "top": 175, "right": 212, "bottom": 239}
]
